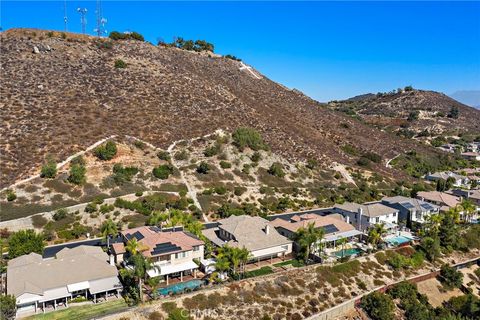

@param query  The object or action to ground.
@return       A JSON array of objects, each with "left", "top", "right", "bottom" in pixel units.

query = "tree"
[
  {"left": 94, "top": 141, "right": 117, "bottom": 161},
  {"left": 448, "top": 106, "right": 459, "bottom": 119},
  {"left": 408, "top": 110, "right": 420, "bottom": 121},
  {"left": 436, "top": 178, "right": 447, "bottom": 191},
  {"left": 40, "top": 157, "right": 57, "bottom": 178},
  {"left": 293, "top": 222, "right": 324, "bottom": 263},
  {"left": 129, "top": 254, "right": 158, "bottom": 302},
  {"left": 152, "top": 164, "right": 174, "bottom": 179},
  {"left": 460, "top": 199, "right": 476, "bottom": 223},
  {"left": 101, "top": 219, "right": 118, "bottom": 249},
  {"left": 336, "top": 237, "right": 348, "bottom": 259},
  {"left": 232, "top": 127, "right": 267, "bottom": 151},
  {"left": 68, "top": 163, "right": 86, "bottom": 185},
  {"left": 0, "top": 294, "right": 16, "bottom": 320},
  {"left": 445, "top": 177, "right": 456, "bottom": 190},
  {"left": 267, "top": 163, "right": 285, "bottom": 178},
  {"left": 440, "top": 264, "right": 463, "bottom": 289},
  {"left": 8, "top": 229, "right": 45, "bottom": 258},
  {"left": 420, "top": 236, "right": 441, "bottom": 262},
  {"left": 196, "top": 162, "right": 210, "bottom": 174},
  {"left": 126, "top": 238, "right": 140, "bottom": 256},
  {"left": 361, "top": 291, "right": 395, "bottom": 320},
  {"left": 368, "top": 224, "right": 387, "bottom": 249},
  {"left": 439, "top": 209, "right": 461, "bottom": 249},
  {"left": 114, "top": 59, "right": 127, "bottom": 69}
]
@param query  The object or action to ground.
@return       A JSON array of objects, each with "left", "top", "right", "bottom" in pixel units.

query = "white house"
[
  {"left": 114, "top": 226, "right": 204, "bottom": 284},
  {"left": 333, "top": 202, "right": 399, "bottom": 232},
  {"left": 7, "top": 246, "right": 122, "bottom": 316},
  {"left": 202, "top": 215, "right": 292, "bottom": 263},
  {"left": 425, "top": 171, "right": 468, "bottom": 187},
  {"left": 381, "top": 196, "right": 440, "bottom": 226}
]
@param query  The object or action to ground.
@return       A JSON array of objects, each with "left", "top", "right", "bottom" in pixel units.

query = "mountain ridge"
[{"left": 0, "top": 28, "right": 455, "bottom": 188}]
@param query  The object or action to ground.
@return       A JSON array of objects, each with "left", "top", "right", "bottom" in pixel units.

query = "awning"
[
  {"left": 147, "top": 260, "right": 198, "bottom": 277},
  {"left": 324, "top": 230, "right": 363, "bottom": 242},
  {"left": 67, "top": 281, "right": 90, "bottom": 292},
  {"left": 39, "top": 287, "right": 69, "bottom": 302},
  {"left": 89, "top": 277, "right": 123, "bottom": 294}
]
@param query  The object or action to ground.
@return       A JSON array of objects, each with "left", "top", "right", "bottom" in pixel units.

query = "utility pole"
[{"left": 77, "top": 7, "right": 87, "bottom": 35}]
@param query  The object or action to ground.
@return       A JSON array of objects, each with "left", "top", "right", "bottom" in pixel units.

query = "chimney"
[
  {"left": 358, "top": 207, "right": 363, "bottom": 230},
  {"left": 346, "top": 216, "right": 350, "bottom": 224},
  {"left": 265, "top": 225, "right": 270, "bottom": 235},
  {"left": 109, "top": 254, "right": 115, "bottom": 266}
]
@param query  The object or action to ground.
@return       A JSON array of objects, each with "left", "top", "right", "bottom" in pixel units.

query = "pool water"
[
  {"left": 334, "top": 248, "right": 362, "bottom": 257},
  {"left": 158, "top": 279, "right": 203, "bottom": 296},
  {"left": 386, "top": 236, "right": 412, "bottom": 246}
]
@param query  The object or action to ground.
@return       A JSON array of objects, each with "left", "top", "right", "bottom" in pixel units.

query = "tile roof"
[
  {"left": 416, "top": 191, "right": 461, "bottom": 208},
  {"left": 334, "top": 202, "right": 398, "bottom": 217},
  {"left": 270, "top": 213, "right": 355, "bottom": 234},
  {"left": 7, "top": 245, "right": 118, "bottom": 298},
  {"left": 121, "top": 226, "right": 204, "bottom": 258},
  {"left": 202, "top": 215, "right": 291, "bottom": 252},
  {"left": 382, "top": 196, "right": 440, "bottom": 212}
]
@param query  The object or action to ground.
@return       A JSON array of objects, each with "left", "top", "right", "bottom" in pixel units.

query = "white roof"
[
  {"left": 67, "top": 281, "right": 90, "bottom": 292},
  {"left": 39, "top": 287, "right": 69, "bottom": 303},
  {"left": 147, "top": 260, "right": 198, "bottom": 277},
  {"left": 89, "top": 277, "right": 122, "bottom": 294}
]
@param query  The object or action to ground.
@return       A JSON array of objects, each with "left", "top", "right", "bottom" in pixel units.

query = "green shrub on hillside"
[
  {"left": 114, "top": 59, "right": 127, "bottom": 69},
  {"left": 68, "top": 164, "right": 87, "bottom": 185},
  {"left": 152, "top": 164, "right": 174, "bottom": 180},
  {"left": 41, "top": 157, "right": 57, "bottom": 178},
  {"left": 267, "top": 163, "right": 285, "bottom": 178},
  {"left": 109, "top": 31, "right": 144, "bottom": 41},
  {"left": 94, "top": 141, "right": 117, "bottom": 161},
  {"left": 232, "top": 127, "right": 268, "bottom": 151}
]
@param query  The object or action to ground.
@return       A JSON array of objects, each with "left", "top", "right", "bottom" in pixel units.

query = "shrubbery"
[
  {"left": 112, "top": 164, "right": 138, "bottom": 185},
  {"left": 361, "top": 291, "right": 395, "bottom": 320},
  {"left": 109, "top": 31, "right": 144, "bottom": 41},
  {"left": 5, "top": 189, "right": 16, "bottom": 202},
  {"left": 196, "top": 162, "right": 210, "bottom": 174},
  {"left": 152, "top": 164, "right": 174, "bottom": 180},
  {"left": 232, "top": 127, "right": 268, "bottom": 151},
  {"left": 267, "top": 163, "right": 285, "bottom": 178},
  {"left": 170, "top": 37, "right": 214, "bottom": 52},
  {"left": 114, "top": 59, "right": 127, "bottom": 69},
  {"left": 68, "top": 163, "right": 86, "bottom": 185},
  {"left": 41, "top": 157, "right": 57, "bottom": 178},
  {"left": 94, "top": 141, "right": 117, "bottom": 161}
]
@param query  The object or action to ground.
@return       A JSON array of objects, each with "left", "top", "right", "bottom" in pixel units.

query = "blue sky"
[{"left": 1, "top": 1, "right": 479, "bottom": 102}]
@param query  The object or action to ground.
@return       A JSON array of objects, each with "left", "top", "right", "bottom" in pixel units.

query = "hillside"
[
  {"left": 0, "top": 29, "right": 448, "bottom": 189},
  {"left": 328, "top": 89, "right": 480, "bottom": 137}
]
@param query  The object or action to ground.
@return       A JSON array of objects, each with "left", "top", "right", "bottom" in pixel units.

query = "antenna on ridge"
[
  {"left": 94, "top": 0, "right": 107, "bottom": 37},
  {"left": 77, "top": 7, "right": 88, "bottom": 35},
  {"left": 63, "top": 0, "right": 68, "bottom": 32}
]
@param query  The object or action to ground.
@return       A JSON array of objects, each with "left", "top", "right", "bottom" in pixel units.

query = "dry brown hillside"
[
  {"left": 328, "top": 89, "right": 480, "bottom": 136},
  {"left": 0, "top": 29, "right": 443, "bottom": 188}
]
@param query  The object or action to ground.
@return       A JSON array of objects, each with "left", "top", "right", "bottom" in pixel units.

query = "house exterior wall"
[
  {"left": 250, "top": 243, "right": 292, "bottom": 260},
  {"left": 153, "top": 245, "right": 204, "bottom": 266},
  {"left": 334, "top": 208, "right": 398, "bottom": 232}
]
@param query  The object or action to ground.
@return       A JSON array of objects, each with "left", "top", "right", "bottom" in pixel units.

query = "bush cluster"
[
  {"left": 109, "top": 31, "right": 144, "bottom": 41},
  {"left": 152, "top": 164, "right": 174, "bottom": 180},
  {"left": 94, "top": 141, "right": 117, "bottom": 161}
]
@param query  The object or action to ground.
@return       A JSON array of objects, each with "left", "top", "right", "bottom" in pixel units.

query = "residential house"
[
  {"left": 7, "top": 246, "right": 122, "bottom": 316},
  {"left": 202, "top": 215, "right": 292, "bottom": 263},
  {"left": 425, "top": 171, "right": 468, "bottom": 187},
  {"left": 333, "top": 202, "right": 399, "bottom": 232},
  {"left": 115, "top": 226, "right": 204, "bottom": 284},
  {"left": 461, "top": 152, "right": 480, "bottom": 161},
  {"left": 270, "top": 213, "right": 362, "bottom": 250},
  {"left": 416, "top": 191, "right": 461, "bottom": 213},
  {"left": 381, "top": 196, "right": 440, "bottom": 226},
  {"left": 450, "top": 189, "right": 480, "bottom": 221}
]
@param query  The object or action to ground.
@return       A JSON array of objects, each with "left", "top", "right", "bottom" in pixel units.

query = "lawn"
[
  {"left": 273, "top": 259, "right": 305, "bottom": 268},
  {"left": 244, "top": 266, "right": 274, "bottom": 278},
  {"left": 26, "top": 299, "right": 128, "bottom": 320}
]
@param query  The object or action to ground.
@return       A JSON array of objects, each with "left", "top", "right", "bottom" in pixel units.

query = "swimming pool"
[
  {"left": 158, "top": 279, "right": 203, "bottom": 296},
  {"left": 334, "top": 248, "right": 362, "bottom": 257},
  {"left": 386, "top": 235, "right": 412, "bottom": 246}
]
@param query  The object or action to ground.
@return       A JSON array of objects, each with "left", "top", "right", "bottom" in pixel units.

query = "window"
[
  {"left": 193, "top": 246, "right": 200, "bottom": 252},
  {"left": 175, "top": 251, "right": 187, "bottom": 259},
  {"left": 393, "top": 212, "right": 396, "bottom": 217}
]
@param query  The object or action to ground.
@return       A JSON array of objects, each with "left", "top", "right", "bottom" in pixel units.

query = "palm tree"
[
  {"left": 460, "top": 199, "right": 476, "bottom": 222},
  {"left": 129, "top": 254, "right": 159, "bottom": 302},
  {"left": 214, "top": 256, "right": 230, "bottom": 282},
  {"left": 100, "top": 219, "right": 118, "bottom": 249},
  {"left": 367, "top": 223, "right": 386, "bottom": 249},
  {"left": 424, "top": 213, "right": 443, "bottom": 237},
  {"left": 293, "top": 222, "right": 323, "bottom": 263},
  {"left": 238, "top": 247, "right": 251, "bottom": 278},
  {"left": 336, "top": 237, "right": 348, "bottom": 258},
  {"left": 126, "top": 238, "right": 140, "bottom": 256}
]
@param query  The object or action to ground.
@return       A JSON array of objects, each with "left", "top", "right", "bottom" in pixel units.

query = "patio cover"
[
  {"left": 324, "top": 230, "right": 363, "bottom": 242},
  {"left": 67, "top": 281, "right": 89, "bottom": 292},
  {"left": 383, "top": 222, "right": 398, "bottom": 230},
  {"left": 89, "top": 277, "right": 122, "bottom": 294},
  {"left": 147, "top": 260, "right": 198, "bottom": 277},
  {"left": 39, "top": 287, "right": 69, "bottom": 302}
]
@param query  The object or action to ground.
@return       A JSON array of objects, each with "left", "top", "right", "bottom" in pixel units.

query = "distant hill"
[
  {"left": 0, "top": 29, "right": 446, "bottom": 188},
  {"left": 328, "top": 89, "right": 480, "bottom": 137},
  {"left": 450, "top": 90, "right": 480, "bottom": 109}
]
